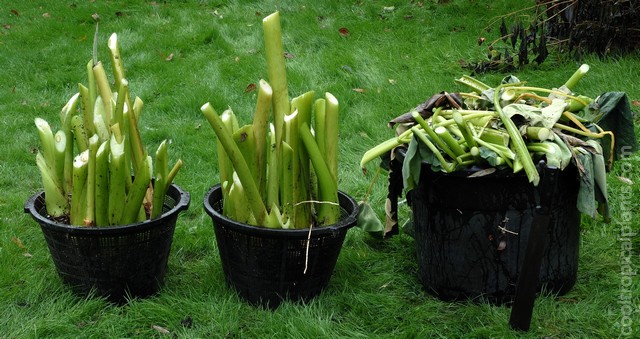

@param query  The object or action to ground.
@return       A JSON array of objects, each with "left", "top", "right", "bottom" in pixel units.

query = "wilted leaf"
[
  {"left": 338, "top": 27, "right": 349, "bottom": 37},
  {"left": 356, "top": 201, "right": 383, "bottom": 237},
  {"left": 352, "top": 88, "right": 365, "bottom": 93},
  {"left": 632, "top": 100, "right": 640, "bottom": 107},
  {"left": 467, "top": 168, "right": 496, "bottom": 178},
  {"left": 244, "top": 83, "right": 256, "bottom": 93},
  {"left": 10, "top": 9, "right": 20, "bottom": 16}
]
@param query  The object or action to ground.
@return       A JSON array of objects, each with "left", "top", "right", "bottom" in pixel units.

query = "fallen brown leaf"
[
  {"left": 338, "top": 27, "right": 349, "bottom": 37},
  {"left": 11, "top": 237, "right": 26, "bottom": 249},
  {"left": 352, "top": 88, "right": 366, "bottom": 93},
  {"left": 244, "top": 83, "right": 256, "bottom": 93},
  {"left": 42, "top": 13, "right": 51, "bottom": 18},
  {"left": 10, "top": 9, "right": 20, "bottom": 16}
]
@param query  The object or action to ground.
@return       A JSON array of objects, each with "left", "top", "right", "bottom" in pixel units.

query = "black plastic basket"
[
  {"left": 394, "top": 148, "right": 580, "bottom": 304},
  {"left": 24, "top": 183, "right": 190, "bottom": 303},
  {"left": 203, "top": 184, "right": 358, "bottom": 309}
]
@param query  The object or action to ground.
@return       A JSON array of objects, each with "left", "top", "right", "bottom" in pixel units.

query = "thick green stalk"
[
  {"left": 84, "top": 134, "right": 100, "bottom": 226},
  {"left": 494, "top": 85, "right": 540, "bottom": 185},
  {"left": 252, "top": 79, "right": 273, "bottom": 197},
  {"left": 233, "top": 125, "right": 258, "bottom": 181},
  {"left": 452, "top": 110, "right": 477, "bottom": 148},
  {"left": 290, "top": 93, "right": 315, "bottom": 228},
  {"left": 202, "top": 103, "right": 268, "bottom": 226},
  {"left": 563, "top": 64, "right": 589, "bottom": 91},
  {"left": 263, "top": 11, "right": 289, "bottom": 191},
  {"left": 217, "top": 108, "right": 238, "bottom": 188},
  {"left": 411, "top": 126, "right": 455, "bottom": 173},
  {"left": 434, "top": 126, "right": 466, "bottom": 157},
  {"left": 281, "top": 141, "right": 294, "bottom": 224},
  {"left": 266, "top": 124, "right": 279, "bottom": 208},
  {"left": 412, "top": 111, "right": 457, "bottom": 159},
  {"left": 523, "top": 126, "right": 552, "bottom": 141},
  {"left": 78, "top": 84, "right": 95, "bottom": 138},
  {"left": 95, "top": 140, "right": 109, "bottom": 226},
  {"left": 221, "top": 181, "right": 235, "bottom": 221},
  {"left": 112, "top": 78, "right": 128, "bottom": 129},
  {"left": 314, "top": 98, "right": 326, "bottom": 155},
  {"left": 108, "top": 33, "right": 125, "bottom": 91},
  {"left": 473, "top": 136, "right": 516, "bottom": 161},
  {"left": 299, "top": 122, "right": 339, "bottom": 226},
  {"left": 454, "top": 75, "right": 491, "bottom": 94},
  {"left": 61, "top": 93, "right": 79, "bottom": 195},
  {"left": 71, "top": 115, "right": 89, "bottom": 152},
  {"left": 479, "top": 127, "right": 510, "bottom": 146},
  {"left": 152, "top": 140, "right": 169, "bottom": 219},
  {"left": 283, "top": 110, "right": 303, "bottom": 227},
  {"left": 36, "top": 152, "right": 68, "bottom": 217},
  {"left": 108, "top": 134, "right": 127, "bottom": 225},
  {"left": 127, "top": 96, "right": 146, "bottom": 174},
  {"left": 324, "top": 92, "right": 339, "bottom": 186},
  {"left": 86, "top": 59, "right": 97, "bottom": 112},
  {"left": 132, "top": 96, "right": 144, "bottom": 122},
  {"left": 59, "top": 92, "right": 79, "bottom": 131},
  {"left": 93, "top": 96, "right": 111, "bottom": 142},
  {"left": 92, "top": 61, "right": 113, "bottom": 125},
  {"left": 34, "top": 118, "right": 56, "bottom": 170},
  {"left": 70, "top": 150, "right": 89, "bottom": 226},
  {"left": 360, "top": 128, "right": 414, "bottom": 169},
  {"left": 53, "top": 131, "right": 66, "bottom": 192},
  {"left": 227, "top": 174, "right": 251, "bottom": 224},
  {"left": 121, "top": 155, "right": 151, "bottom": 225}
]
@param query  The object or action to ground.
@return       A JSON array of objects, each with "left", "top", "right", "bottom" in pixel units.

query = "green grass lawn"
[{"left": 1, "top": 0, "right": 639, "bottom": 337}]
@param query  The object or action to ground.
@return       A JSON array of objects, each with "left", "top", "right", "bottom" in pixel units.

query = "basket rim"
[
  {"left": 24, "top": 183, "right": 190, "bottom": 235},
  {"left": 203, "top": 184, "right": 358, "bottom": 238}
]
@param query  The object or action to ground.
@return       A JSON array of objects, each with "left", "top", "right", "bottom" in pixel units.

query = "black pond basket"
[
  {"left": 24, "top": 183, "right": 190, "bottom": 303},
  {"left": 203, "top": 184, "right": 358, "bottom": 309},
  {"left": 395, "top": 155, "right": 581, "bottom": 304}
]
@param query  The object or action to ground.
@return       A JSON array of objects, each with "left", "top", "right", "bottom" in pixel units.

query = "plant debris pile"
[{"left": 360, "top": 65, "right": 638, "bottom": 226}]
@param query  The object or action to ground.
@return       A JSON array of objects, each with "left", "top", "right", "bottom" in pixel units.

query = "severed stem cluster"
[
  {"left": 35, "top": 33, "right": 182, "bottom": 226},
  {"left": 202, "top": 12, "right": 340, "bottom": 229}
]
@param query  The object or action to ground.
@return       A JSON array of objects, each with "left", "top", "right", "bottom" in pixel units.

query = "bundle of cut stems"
[
  {"left": 202, "top": 12, "right": 340, "bottom": 229},
  {"left": 35, "top": 33, "right": 182, "bottom": 226}
]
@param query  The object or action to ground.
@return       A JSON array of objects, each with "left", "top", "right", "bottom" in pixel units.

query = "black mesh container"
[
  {"left": 24, "top": 183, "right": 190, "bottom": 303},
  {"left": 396, "top": 152, "right": 581, "bottom": 304},
  {"left": 203, "top": 184, "right": 358, "bottom": 309}
]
